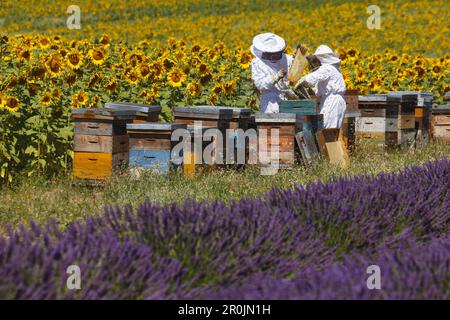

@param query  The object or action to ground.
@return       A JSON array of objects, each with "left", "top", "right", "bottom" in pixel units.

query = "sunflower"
[
  {"left": 0, "top": 93, "right": 6, "bottom": 109},
  {"left": 431, "top": 63, "right": 442, "bottom": 76},
  {"left": 198, "top": 63, "right": 210, "bottom": 77},
  {"left": 89, "top": 95, "right": 100, "bottom": 108},
  {"left": 237, "top": 51, "right": 252, "bottom": 69},
  {"left": 39, "top": 36, "right": 51, "bottom": 49},
  {"left": 162, "top": 58, "right": 175, "bottom": 71},
  {"left": 209, "top": 93, "right": 218, "bottom": 105},
  {"left": 167, "top": 68, "right": 186, "bottom": 87},
  {"left": 18, "top": 48, "right": 32, "bottom": 62},
  {"left": 151, "top": 61, "right": 164, "bottom": 79},
  {"left": 191, "top": 44, "right": 201, "bottom": 53},
  {"left": 40, "top": 92, "right": 53, "bottom": 106},
  {"left": 355, "top": 68, "right": 366, "bottom": 82},
  {"left": 88, "top": 47, "right": 107, "bottom": 66},
  {"left": 208, "top": 48, "right": 218, "bottom": 61},
  {"left": 337, "top": 48, "right": 347, "bottom": 61},
  {"left": 105, "top": 77, "right": 118, "bottom": 93},
  {"left": 346, "top": 48, "right": 359, "bottom": 61},
  {"left": 99, "top": 34, "right": 111, "bottom": 46},
  {"left": 4, "top": 96, "right": 20, "bottom": 112},
  {"left": 212, "top": 83, "right": 222, "bottom": 95},
  {"left": 126, "top": 70, "right": 140, "bottom": 85},
  {"left": 186, "top": 81, "right": 202, "bottom": 97},
  {"left": 45, "top": 53, "right": 64, "bottom": 77},
  {"left": 71, "top": 90, "right": 88, "bottom": 108},
  {"left": 66, "top": 49, "right": 83, "bottom": 70},
  {"left": 222, "top": 80, "right": 237, "bottom": 95},
  {"left": 88, "top": 72, "right": 104, "bottom": 88},
  {"left": 138, "top": 62, "right": 151, "bottom": 78},
  {"left": 414, "top": 66, "right": 426, "bottom": 79},
  {"left": 51, "top": 87, "right": 62, "bottom": 100}
]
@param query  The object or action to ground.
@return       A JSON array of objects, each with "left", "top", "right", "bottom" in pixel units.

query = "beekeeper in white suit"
[
  {"left": 251, "top": 33, "right": 293, "bottom": 113},
  {"left": 295, "top": 45, "right": 347, "bottom": 128}
]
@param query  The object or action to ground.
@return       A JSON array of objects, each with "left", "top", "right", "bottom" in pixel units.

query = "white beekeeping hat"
[
  {"left": 250, "top": 33, "right": 286, "bottom": 60},
  {"left": 313, "top": 45, "right": 341, "bottom": 65}
]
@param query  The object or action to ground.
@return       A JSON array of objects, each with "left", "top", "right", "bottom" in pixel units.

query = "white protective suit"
[
  {"left": 251, "top": 56, "right": 293, "bottom": 113},
  {"left": 250, "top": 33, "right": 293, "bottom": 113},
  {"left": 299, "top": 45, "right": 347, "bottom": 128}
]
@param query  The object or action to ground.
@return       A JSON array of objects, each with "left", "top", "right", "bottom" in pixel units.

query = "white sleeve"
[
  {"left": 251, "top": 60, "right": 275, "bottom": 91},
  {"left": 300, "top": 66, "right": 329, "bottom": 86}
]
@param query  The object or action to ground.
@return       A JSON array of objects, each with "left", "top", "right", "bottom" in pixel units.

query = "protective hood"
[
  {"left": 250, "top": 33, "right": 286, "bottom": 61},
  {"left": 313, "top": 45, "right": 341, "bottom": 65}
]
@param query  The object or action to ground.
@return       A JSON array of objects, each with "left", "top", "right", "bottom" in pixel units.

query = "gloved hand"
[
  {"left": 272, "top": 69, "right": 287, "bottom": 84},
  {"left": 298, "top": 45, "right": 308, "bottom": 55}
]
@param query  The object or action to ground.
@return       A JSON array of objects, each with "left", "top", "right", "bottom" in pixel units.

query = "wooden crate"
[
  {"left": 105, "top": 102, "right": 161, "bottom": 122},
  {"left": 315, "top": 129, "right": 349, "bottom": 168},
  {"left": 253, "top": 113, "right": 302, "bottom": 167},
  {"left": 127, "top": 123, "right": 186, "bottom": 174}
]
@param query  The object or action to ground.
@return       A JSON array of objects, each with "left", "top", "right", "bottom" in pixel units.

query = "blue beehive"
[{"left": 127, "top": 123, "right": 187, "bottom": 174}]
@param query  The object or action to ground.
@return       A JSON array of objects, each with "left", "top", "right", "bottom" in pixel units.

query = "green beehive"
[{"left": 279, "top": 100, "right": 318, "bottom": 115}]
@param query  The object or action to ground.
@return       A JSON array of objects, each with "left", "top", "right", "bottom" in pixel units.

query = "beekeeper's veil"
[
  {"left": 250, "top": 33, "right": 286, "bottom": 62},
  {"left": 313, "top": 45, "right": 341, "bottom": 65}
]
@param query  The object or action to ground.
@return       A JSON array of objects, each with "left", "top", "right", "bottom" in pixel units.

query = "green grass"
[{"left": 0, "top": 141, "right": 449, "bottom": 233}]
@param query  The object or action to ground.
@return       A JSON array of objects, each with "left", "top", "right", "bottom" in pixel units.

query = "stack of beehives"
[
  {"left": 356, "top": 93, "right": 417, "bottom": 148},
  {"left": 431, "top": 92, "right": 450, "bottom": 144},
  {"left": 72, "top": 109, "right": 135, "bottom": 184}
]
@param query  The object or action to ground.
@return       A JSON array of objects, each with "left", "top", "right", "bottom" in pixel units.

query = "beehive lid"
[
  {"left": 217, "top": 106, "right": 252, "bottom": 118},
  {"left": 127, "top": 123, "right": 186, "bottom": 131},
  {"left": 71, "top": 108, "right": 135, "bottom": 119},
  {"left": 359, "top": 94, "right": 402, "bottom": 104},
  {"left": 344, "top": 112, "right": 361, "bottom": 118},
  {"left": 432, "top": 104, "right": 450, "bottom": 114},
  {"left": 387, "top": 91, "right": 425, "bottom": 102},
  {"left": 186, "top": 125, "right": 218, "bottom": 133},
  {"left": 254, "top": 113, "right": 301, "bottom": 123},
  {"left": 105, "top": 102, "right": 161, "bottom": 114},
  {"left": 174, "top": 106, "right": 233, "bottom": 119}
]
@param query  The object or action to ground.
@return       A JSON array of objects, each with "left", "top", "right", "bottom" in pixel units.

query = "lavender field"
[{"left": 0, "top": 159, "right": 449, "bottom": 299}]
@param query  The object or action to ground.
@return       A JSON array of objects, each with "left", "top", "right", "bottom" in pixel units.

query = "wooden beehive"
[
  {"left": 72, "top": 108, "right": 135, "bottom": 182},
  {"left": 211, "top": 107, "right": 252, "bottom": 165},
  {"left": 183, "top": 125, "right": 218, "bottom": 177},
  {"left": 356, "top": 94, "right": 416, "bottom": 148},
  {"left": 279, "top": 100, "right": 317, "bottom": 115},
  {"left": 253, "top": 113, "right": 303, "bottom": 167},
  {"left": 126, "top": 123, "right": 187, "bottom": 174},
  {"left": 431, "top": 104, "right": 450, "bottom": 144},
  {"left": 344, "top": 90, "right": 360, "bottom": 113},
  {"left": 341, "top": 112, "right": 360, "bottom": 152},
  {"left": 105, "top": 102, "right": 161, "bottom": 122},
  {"left": 388, "top": 91, "right": 433, "bottom": 145},
  {"left": 173, "top": 106, "right": 233, "bottom": 131}
]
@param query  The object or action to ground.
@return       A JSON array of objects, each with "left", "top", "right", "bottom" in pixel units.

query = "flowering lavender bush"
[
  {"left": 0, "top": 159, "right": 448, "bottom": 299},
  {"left": 194, "top": 237, "right": 450, "bottom": 299}
]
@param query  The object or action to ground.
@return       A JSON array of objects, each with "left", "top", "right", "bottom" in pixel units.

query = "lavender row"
[
  {"left": 193, "top": 237, "right": 450, "bottom": 300},
  {"left": 0, "top": 159, "right": 449, "bottom": 299}
]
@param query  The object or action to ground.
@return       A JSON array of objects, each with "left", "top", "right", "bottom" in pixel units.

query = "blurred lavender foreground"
[{"left": 0, "top": 159, "right": 449, "bottom": 299}]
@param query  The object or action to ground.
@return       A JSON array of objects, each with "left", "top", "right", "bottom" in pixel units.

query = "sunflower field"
[{"left": 0, "top": 0, "right": 449, "bottom": 181}]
